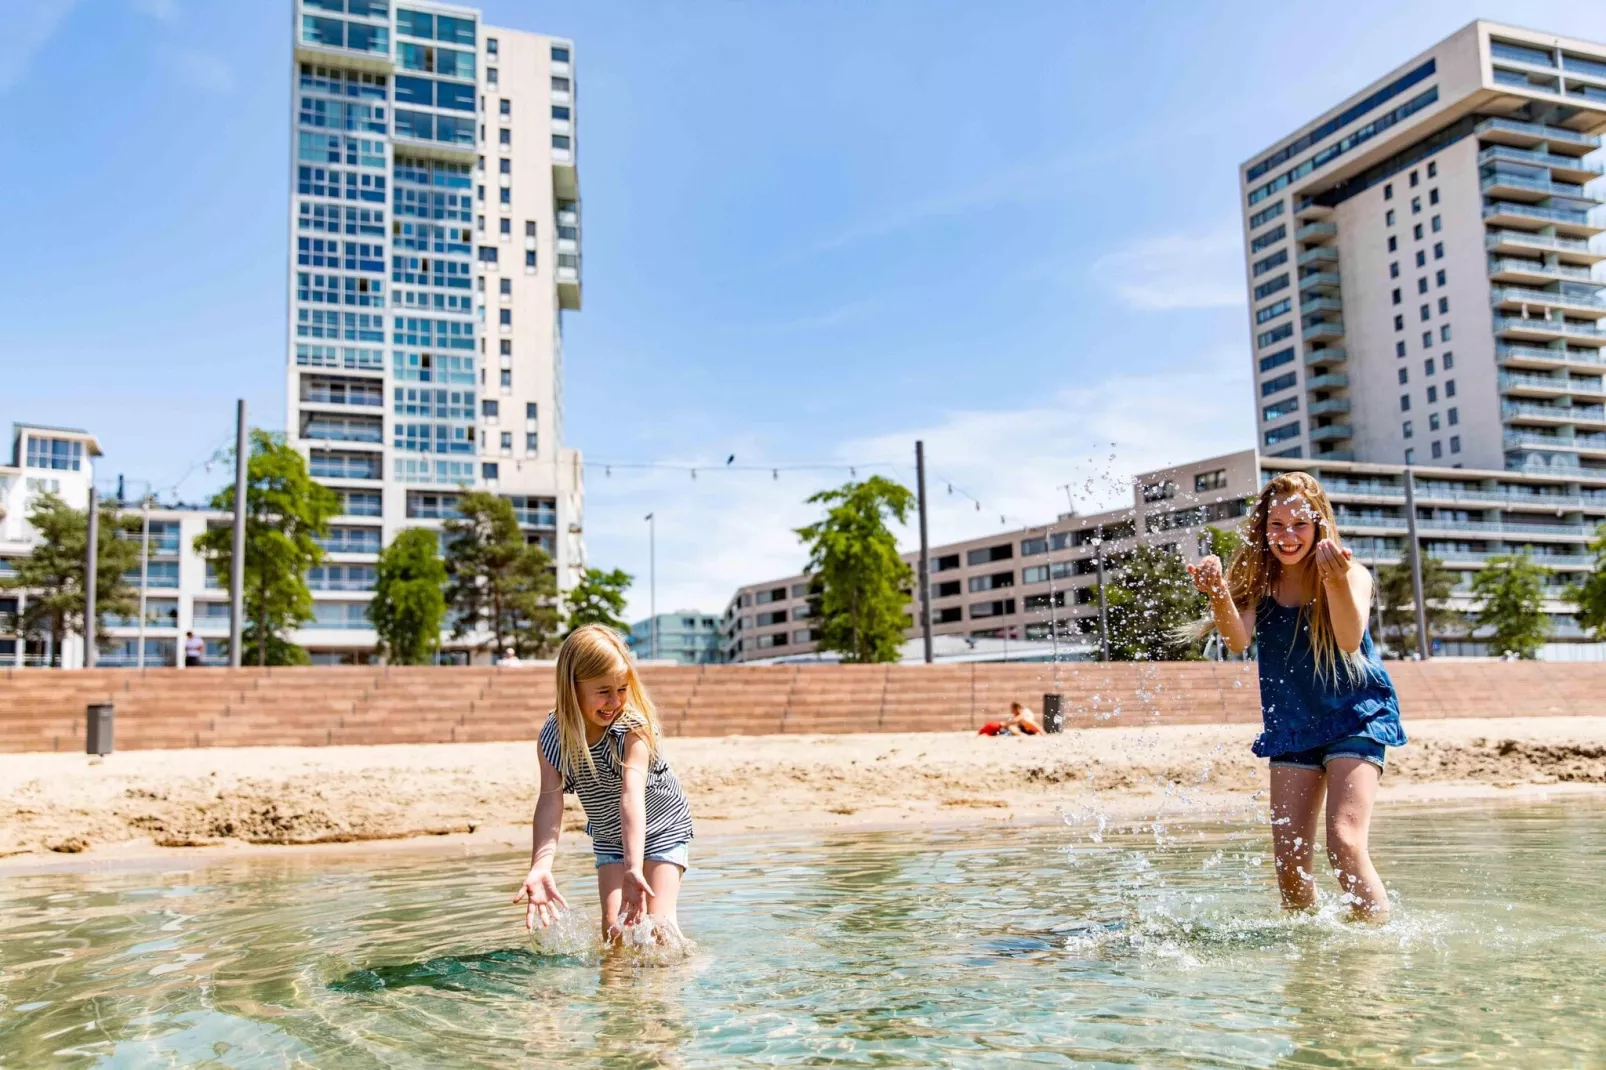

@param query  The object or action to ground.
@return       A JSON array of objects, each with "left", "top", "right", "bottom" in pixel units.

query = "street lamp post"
[{"left": 644, "top": 512, "right": 656, "bottom": 660}]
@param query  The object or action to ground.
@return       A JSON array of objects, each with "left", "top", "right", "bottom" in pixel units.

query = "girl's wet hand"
[
  {"left": 619, "top": 867, "right": 654, "bottom": 927},
  {"left": 1314, "top": 539, "right": 1352, "bottom": 583},
  {"left": 1187, "top": 555, "right": 1225, "bottom": 595},
  {"left": 513, "top": 869, "right": 568, "bottom": 930}
]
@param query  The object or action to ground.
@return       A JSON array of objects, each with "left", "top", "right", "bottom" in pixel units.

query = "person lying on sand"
[{"left": 978, "top": 702, "right": 1043, "bottom": 737}]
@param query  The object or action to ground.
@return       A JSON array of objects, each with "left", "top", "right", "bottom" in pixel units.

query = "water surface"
[{"left": 1, "top": 801, "right": 1603, "bottom": 1067}]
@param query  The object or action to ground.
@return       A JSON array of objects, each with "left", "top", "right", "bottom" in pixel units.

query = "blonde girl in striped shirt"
[{"left": 513, "top": 625, "right": 694, "bottom": 944}]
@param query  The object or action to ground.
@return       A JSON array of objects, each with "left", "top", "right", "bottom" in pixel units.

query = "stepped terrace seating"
[{"left": 0, "top": 660, "right": 1599, "bottom": 752}]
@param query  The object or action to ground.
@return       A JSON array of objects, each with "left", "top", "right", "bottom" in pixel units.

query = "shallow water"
[{"left": 1, "top": 801, "right": 1603, "bottom": 1067}]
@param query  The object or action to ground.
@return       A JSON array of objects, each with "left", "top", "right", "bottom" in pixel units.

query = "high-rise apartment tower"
[
  {"left": 1240, "top": 21, "right": 1606, "bottom": 476},
  {"left": 288, "top": 0, "right": 584, "bottom": 661}
]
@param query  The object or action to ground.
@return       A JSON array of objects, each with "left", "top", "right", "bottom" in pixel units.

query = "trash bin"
[
  {"left": 86, "top": 703, "right": 114, "bottom": 756},
  {"left": 1042, "top": 693, "right": 1064, "bottom": 734}
]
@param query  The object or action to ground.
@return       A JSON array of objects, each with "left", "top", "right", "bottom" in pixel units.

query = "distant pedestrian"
[
  {"left": 978, "top": 701, "right": 1043, "bottom": 737},
  {"left": 183, "top": 631, "right": 203, "bottom": 668}
]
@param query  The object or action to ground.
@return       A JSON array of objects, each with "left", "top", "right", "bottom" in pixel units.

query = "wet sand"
[{"left": 2, "top": 717, "right": 1603, "bottom": 871}]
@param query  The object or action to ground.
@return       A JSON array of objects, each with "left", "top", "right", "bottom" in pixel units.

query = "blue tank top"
[{"left": 1253, "top": 598, "right": 1407, "bottom": 757}]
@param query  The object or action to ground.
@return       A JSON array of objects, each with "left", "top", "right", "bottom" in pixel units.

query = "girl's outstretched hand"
[
  {"left": 619, "top": 867, "right": 655, "bottom": 927},
  {"left": 1187, "top": 555, "right": 1226, "bottom": 597},
  {"left": 1314, "top": 539, "right": 1353, "bottom": 584},
  {"left": 513, "top": 868, "right": 568, "bottom": 930}
]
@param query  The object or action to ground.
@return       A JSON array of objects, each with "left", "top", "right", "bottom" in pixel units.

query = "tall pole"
[
  {"left": 84, "top": 486, "right": 99, "bottom": 669},
  {"left": 915, "top": 440, "right": 933, "bottom": 664},
  {"left": 645, "top": 513, "right": 656, "bottom": 660},
  {"left": 1402, "top": 467, "right": 1430, "bottom": 660},
  {"left": 1044, "top": 524, "right": 1059, "bottom": 664},
  {"left": 1094, "top": 524, "right": 1110, "bottom": 662},
  {"left": 230, "top": 400, "right": 247, "bottom": 668},
  {"left": 137, "top": 498, "right": 150, "bottom": 669},
  {"left": 1368, "top": 562, "right": 1386, "bottom": 649}
]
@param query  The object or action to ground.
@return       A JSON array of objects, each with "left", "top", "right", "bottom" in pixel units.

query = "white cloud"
[
  {"left": 585, "top": 350, "right": 1255, "bottom": 621},
  {"left": 131, "top": 0, "right": 179, "bottom": 21},
  {"left": 0, "top": 0, "right": 78, "bottom": 93},
  {"left": 160, "top": 45, "right": 234, "bottom": 93},
  {"left": 1091, "top": 224, "right": 1248, "bottom": 310}
]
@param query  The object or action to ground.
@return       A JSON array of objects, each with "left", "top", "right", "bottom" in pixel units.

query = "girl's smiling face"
[
  {"left": 576, "top": 666, "right": 630, "bottom": 732},
  {"left": 1265, "top": 495, "right": 1320, "bottom": 566}
]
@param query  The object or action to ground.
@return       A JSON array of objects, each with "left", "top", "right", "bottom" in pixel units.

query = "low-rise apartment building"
[
  {"left": 628, "top": 612, "right": 723, "bottom": 664},
  {"left": 720, "top": 451, "right": 1261, "bottom": 663}
]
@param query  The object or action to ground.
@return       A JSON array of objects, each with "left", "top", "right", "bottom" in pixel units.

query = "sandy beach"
[{"left": 2, "top": 717, "right": 1603, "bottom": 870}]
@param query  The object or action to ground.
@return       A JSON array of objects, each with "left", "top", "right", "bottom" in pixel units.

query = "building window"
[
  {"left": 1440, "top": 324, "right": 1451, "bottom": 342},
  {"left": 1262, "top": 372, "right": 1297, "bottom": 396},
  {"left": 486, "top": 37, "right": 499, "bottom": 55},
  {"left": 1431, "top": 440, "right": 1443, "bottom": 459},
  {"left": 1431, "top": 215, "right": 1441, "bottom": 232},
  {"left": 500, "top": 369, "right": 511, "bottom": 387},
  {"left": 1383, "top": 182, "right": 1393, "bottom": 200},
  {"left": 1398, "top": 368, "right": 1409, "bottom": 385},
  {"left": 1438, "top": 297, "right": 1448, "bottom": 314},
  {"left": 499, "top": 158, "right": 511, "bottom": 175},
  {"left": 1445, "top": 378, "right": 1456, "bottom": 397},
  {"left": 1395, "top": 341, "right": 1406, "bottom": 357},
  {"left": 482, "top": 462, "right": 499, "bottom": 480},
  {"left": 1400, "top": 394, "right": 1411, "bottom": 412},
  {"left": 1422, "top": 331, "right": 1433, "bottom": 348},
  {"left": 552, "top": 105, "right": 571, "bottom": 121},
  {"left": 482, "top": 399, "right": 499, "bottom": 417},
  {"left": 1264, "top": 422, "right": 1301, "bottom": 446},
  {"left": 524, "top": 250, "right": 536, "bottom": 268},
  {"left": 1409, "top": 169, "right": 1419, "bottom": 187},
  {"left": 1394, "top": 315, "right": 1405, "bottom": 331},
  {"left": 1433, "top": 241, "right": 1444, "bottom": 259},
  {"left": 1428, "top": 161, "right": 1437, "bottom": 178},
  {"left": 1405, "top": 447, "right": 1416, "bottom": 464},
  {"left": 1392, "top": 288, "right": 1401, "bottom": 305},
  {"left": 499, "top": 278, "right": 512, "bottom": 295},
  {"left": 486, "top": 67, "right": 498, "bottom": 87},
  {"left": 1450, "top": 434, "right": 1460, "bottom": 453},
  {"left": 1430, "top": 188, "right": 1439, "bottom": 205},
  {"left": 1429, "top": 412, "right": 1441, "bottom": 431},
  {"left": 526, "top": 402, "right": 537, "bottom": 419},
  {"left": 1385, "top": 209, "right": 1396, "bottom": 226},
  {"left": 499, "top": 308, "right": 511, "bottom": 325},
  {"left": 1388, "top": 236, "right": 1397, "bottom": 252},
  {"left": 552, "top": 45, "right": 570, "bottom": 62},
  {"left": 525, "top": 220, "right": 536, "bottom": 237},
  {"left": 1443, "top": 351, "right": 1454, "bottom": 370},
  {"left": 525, "top": 432, "right": 538, "bottom": 452},
  {"left": 499, "top": 339, "right": 512, "bottom": 354},
  {"left": 1259, "top": 347, "right": 1295, "bottom": 372},
  {"left": 1194, "top": 468, "right": 1228, "bottom": 492},
  {"left": 1420, "top": 304, "right": 1430, "bottom": 321},
  {"left": 500, "top": 98, "right": 510, "bottom": 115},
  {"left": 499, "top": 128, "right": 511, "bottom": 145},
  {"left": 500, "top": 431, "right": 512, "bottom": 450},
  {"left": 1448, "top": 406, "right": 1458, "bottom": 425},
  {"left": 1424, "top": 358, "right": 1434, "bottom": 376},
  {"left": 1435, "top": 269, "right": 1446, "bottom": 287},
  {"left": 499, "top": 216, "right": 511, "bottom": 233},
  {"left": 1411, "top": 196, "right": 1420, "bottom": 214},
  {"left": 552, "top": 134, "right": 572, "bottom": 151},
  {"left": 1402, "top": 420, "right": 1413, "bottom": 439},
  {"left": 1417, "top": 277, "right": 1428, "bottom": 294},
  {"left": 1413, "top": 223, "right": 1423, "bottom": 240}
]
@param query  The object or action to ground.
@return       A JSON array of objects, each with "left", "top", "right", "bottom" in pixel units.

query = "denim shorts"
[
  {"left": 1269, "top": 735, "right": 1387, "bottom": 773},
  {"left": 594, "top": 842, "right": 690, "bottom": 871}
]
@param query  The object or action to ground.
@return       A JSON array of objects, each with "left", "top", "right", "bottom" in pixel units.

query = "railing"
[
  {"left": 1487, "top": 257, "right": 1596, "bottom": 282},
  {"left": 1298, "top": 271, "right": 1341, "bottom": 290},
  {"left": 1305, "top": 373, "right": 1349, "bottom": 389},
  {"left": 1304, "top": 321, "right": 1344, "bottom": 340},
  {"left": 1476, "top": 117, "right": 1601, "bottom": 149},
  {"left": 1500, "top": 371, "right": 1606, "bottom": 394},
  {"left": 1300, "top": 296, "right": 1343, "bottom": 314},
  {"left": 1478, "top": 144, "right": 1605, "bottom": 175},
  {"left": 1479, "top": 172, "right": 1592, "bottom": 199},
  {"left": 1490, "top": 285, "right": 1606, "bottom": 310},
  {"left": 1295, "top": 222, "right": 1337, "bottom": 241},
  {"left": 1483, "top": 201, "right": 1597, "bottom": 226},
  {"left": 1485, "top": 229, "right": 1594, "bottom": 253},
  {"left": 1309, "top": 424, "right": 1353, "bottom": 441},
  {"left": 1497, "top": 342, "right": 1605, "bottom": 365},
  {"left": 1308, "top": 398, "right": 1351, "bottom": 416},
  {"left": 1494, "top": 316, "right": 1606, "bottom": 340},
  {"left": 1297, "top": 246, "right": 1337, "bottom": 265},
  {"left": 1503, "top": 401, "right": 1606, "bottom": 422},
  {"left": 1505, "top": 431, "right": 1577, "bottom": 449},
  {"left": 1305, "top": 347, "right": 1346, "bottom": 365},
  {"left": 1325, "top": 480, "right": 1403, "bottom": 497}
]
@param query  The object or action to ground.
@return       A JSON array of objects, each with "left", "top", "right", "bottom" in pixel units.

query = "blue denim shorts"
[
  {"left": 594, "top": 843, "right": 690, "bottom": 871},
  {"left": 1269, "top": 735, "right": 1387, "bottom": 773}
]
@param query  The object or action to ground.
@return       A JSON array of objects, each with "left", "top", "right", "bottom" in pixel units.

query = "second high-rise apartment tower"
[
  {"left": 287, "top": 0, "right": 584, "bottom": 660},
  {"left": 1241, "top": 21, "right": 1606, "bottom": 476}
]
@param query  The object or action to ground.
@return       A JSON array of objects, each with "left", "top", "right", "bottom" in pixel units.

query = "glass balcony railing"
[
  {"left": 1300, "top": 296, "right": 1343, "bottom": 314},
  {"left": 1297, "top": 246, "right": 1338, "bottom": 266},
  {"left": 1295, "top": 222, "right": 1337, "bottom": 242},
  {"left": 1298, "top": 271, "right": 1342, "bottom": 291},
  {"left": 1483, "top": 201, "right": 1599, "bottom": 227},
  {"left": 1494, "top": 316, "right": 1606, "bottom": 340},
  {"left": 1503, "top": 401, "right": 1606, "bottom": 422},
  {"left": 1305, "top": 347, "right": 1346, "bottom": 366},
  {"left": 1309, "top": 424, "right": 1353, "bottom": 442},
  {"left": 1308, "top": 397, "right": 1351, "bottom": 416},
  {"left": 1487, "top": 257, "right": 1597, "bottom": 282},
  {"left": 1305, "top": 372, "right": 1349, "bottom": 390},
  {"left": 1304, "top": 320, "right": 1344, "bottom": 341},
  {"left": 1500, "top": 371, "right": 1606, "bottom": 395},
  {"left": 1479, "top": 172, "right": 1593, "bottom": 200},
  {"left": 1485, "top": 229, "right": 1596, "bottom": 255},
  {"left": 1478, "top": 144, "right": 1605, "bottom": 176},
  {"left": 1475, "top": 117, "right": 1602, "bottom": 150},
  {"left": 1490, "top": 285, "right": 1606, "bottom": 310},
  {"left": 1504, "top": 430, "right": 1578, "bottom": 449},
  {"left": 1497, "top": 342, "right": 1605, "bottom": 366}
]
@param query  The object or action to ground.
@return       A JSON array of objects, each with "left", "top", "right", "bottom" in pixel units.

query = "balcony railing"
[
  {"left": 1478, "top": 144, "right": 1605, "bottom": 176},
  {"left": 1305, "top": 372, "right": 1349, "bottom": 390},
  {"left": 1483, "top": 201, "right": 1601, "bottom": 228},
  {"left": 1485, "top": 228, "right": 1595, "bottom": 254},
  {"left": 1295, "top": 221, "right": 1337, "bottom": 242},
  {"left": 1304, "top": 320, "right": 1344, "bottom": 341},
  {"left": 1494, "top": 316, "right": 1606, "bottom": 341},
  {"left": 1497, "top": 342, "right": 1605, "bottom": 366},
  {"left": 1503, "top": 401, "right": 1606, "bottom": 423},
  {"left": 1500, "top": 371, "right": 1606, "bottom": 395},
  {"left": 1309, "top": 424, "right": 1353, "bottom": 442},
  {"left": 1308, "top": 397, "right": 1351, "bottom": 416},
  {"left": 1300, "top": 295, "right": 1343, "bottom": 314},
  {"left": 1504, "top": 430, "right": 1578, "bottom": 449},
  {"left": 1305, "top": 347, "right": 1346, "bottom": 366},
  {"left": 1487, "top": 257, "right": 1596, "bottom": 282},
  {"left": 1298, "top": 271, "right": 1342, "bottom": 292},
  {"left": 1297, "top": 246, "right": 1337, "bottom": 266},
  {"left": 1475, "top": 117, "right": 1602, "bottom": 151},
  {"left": 1479, "top": 172, "right": 1593, "bottom": 200},
  {"left": 1490, "top": 285, "right": 1606, "bottom": 311}
]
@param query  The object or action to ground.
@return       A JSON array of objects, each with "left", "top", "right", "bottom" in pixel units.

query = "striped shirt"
[{"left": 537, "top": 713, "right": 694, "bottom": 857}]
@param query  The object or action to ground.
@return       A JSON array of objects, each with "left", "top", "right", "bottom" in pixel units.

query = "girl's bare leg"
[
  {"left": 1270, "top": 765, "right": 1325, "bottom": 911},
  {"left": 1324, "top": 757, "right": 1389, "bottom": 920},
  {"left": 597, "top": 861, "right": 684, "bottom": 943}
]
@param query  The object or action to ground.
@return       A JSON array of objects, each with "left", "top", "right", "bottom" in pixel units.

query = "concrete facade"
[
  {"left": 1242, "top": 20, "right": 1606, "bottom": 478},
  {"left": 720, "top": 451, "right": 1261, "bottom": 663}
]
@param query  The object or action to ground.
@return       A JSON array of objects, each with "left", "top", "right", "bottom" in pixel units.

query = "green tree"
[
  {"left": 1573, "top": 522, "right": 1606, "bottom": 640},
  {"left": 443, "top": 491, "right": 560, "bottom": 658},
  {"left": 1375, "top": 555, "right": 1456, "bottom": 656},
  {"left": 564, "top": 567, "right": 633, "bottom": 635},
  {"left": 1105, "top": 544, "right": 1205, "bottom": 662},
  {"left": 0, "top": 492, "right": 140, "bottom": 665},
  {"left": 193, "top": 430, "right": 339, "bottom": 666},
  {"left": 370, "top": 527, "right": 448, "bottom": 664},
  {"left": 796, "top": 476, "right": 915, "bottom": 664},
  {"left": 1470, "top": 553, "right": 1552, "bottom": 659},
  {"left": 1202, "top": 523, "right": 1245, "bottom": 561}
]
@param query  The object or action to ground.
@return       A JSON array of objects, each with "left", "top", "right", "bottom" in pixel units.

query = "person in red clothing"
[{"left": 978, "top": 702, "right": 1043, "bottom": 737}]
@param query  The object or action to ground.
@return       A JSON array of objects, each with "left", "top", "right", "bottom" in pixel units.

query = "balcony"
[
  {"left": 1298, "top": 271, "right": 1342, "bottom": 294},
  {"left": 1300, "top": 295, "right": 1343, "bottom": 315},
  {"left": 1307, "top": 397, "right": 1351, "bottom": 417},
  {"left": 1475, "top": 117, "right": 1601, "bottom": 155},
  {"left": 1309, "top": 424, "right": 1353, "bottom": 442},
  {"left": 1297, "top": 246, "right": 1338, "bottom": 267},
  {"left": 1314, "top": 448, "right": 1356, "bottom": 461},
  {"left": 1305, "top": 372, "right": 1349, "bottom": 390},
  {"left": 1497, "top": 342, "right": 1606, "bottom": 370},
  {"left": 1503, "top": 401, "right": 1606, "bottom": 426},
  {"left": 1485, "top": 228, "right": 1606, "bottom": 265},
  {"left": 1479, "top": 171, "right": 1594, "bottom": 202},
  {"left": 1491, "top": 285, "right": 1606, "bottom": 318},
  {"left": 1295, "top": 221, "right": 1337, "bottom": 243},
  {"left": 1305, "top": 347, "right": 1346, "bottom": 367},
  {"left": 1478, "top": 144, "right": 1604, "bottom": 184},
  {"left": 1303, "top": 320, "right": 1345, "bottom": 342},
  {"left": 1487, "top": 257, "right": 1598, "bottom": 285},
  {"left": 1504, "top": 430, "right": 1579, "bottom": 451},
  {"left": 1500, "top": 371, "right": 1606, "bottom": 399},
  {"left": 1482, "top": 201, "right": 1605, "bottom": 237},
  {"left": 1493, "top": 315, "right": 1606, "bottom": 345}
]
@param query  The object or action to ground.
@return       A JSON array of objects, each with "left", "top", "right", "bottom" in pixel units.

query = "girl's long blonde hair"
[
  {"left": 1218, "top": 471, "right": 1367, "bottom": 685},
  {"left": 551, "top": 624, "right": 661, "bottom": 778}
]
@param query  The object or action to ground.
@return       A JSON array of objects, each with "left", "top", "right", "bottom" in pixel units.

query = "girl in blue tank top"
[{"left": 1188, "top": 471, "right": 1405, "bottom": 920}]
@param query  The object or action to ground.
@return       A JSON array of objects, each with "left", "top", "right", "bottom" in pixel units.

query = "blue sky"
[{"left": 6, "top": 0, "right": 1606, "bottom": 618}]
